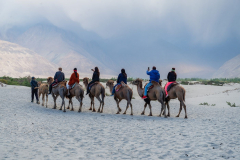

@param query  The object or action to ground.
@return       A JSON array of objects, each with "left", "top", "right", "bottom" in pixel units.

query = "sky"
[{"left": 0, "top": 0, "right": 240, "bottom": 78}]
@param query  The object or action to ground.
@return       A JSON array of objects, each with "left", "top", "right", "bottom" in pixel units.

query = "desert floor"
[{"left": 0, "top": 82, "right": 240, "bottom": 159}]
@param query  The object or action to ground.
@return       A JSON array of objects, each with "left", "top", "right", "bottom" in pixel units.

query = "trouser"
[
  {"left": 32, "top": 89, "right": 39, "bottom": 101},
  {"left": 49, "top": 81, "right": 57, "bottom": 93},
  {"left": 87, "top": 81, "right": 95, "bottom": 94},
  {"left": 144, "top": 82, "right": 153, "bottom": 96},
  {"left": 112, "top": 83, "right": 120, "bottom": 95}
]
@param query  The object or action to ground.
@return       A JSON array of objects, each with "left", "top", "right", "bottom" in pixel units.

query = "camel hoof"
[
  {"left": 67, "top": 107, "right": 70, "bottom": 109},
  {"left": 78, "top": 110, "right": 81, "bottom": 112},
  {"left": 185, "top": 116, "right": 188, "bottom": 119},
  {"left": 119, "top": 109, "right": 122, "bottom": 112},
  {"left": 148, "top": 114, "right": 152, "bottom": 116},
  {"left": 89, "top": 108, "right": 92, "bottom": 110},
  {"left": 97, "top": 109, "right": 101, "bottom": 112},
  {"left": 52, "top": 107, "right": 56, "bottom": 109},
  {"left": 164, "top": 115, "right": 168, "bottom": 118},
  {"left": 92, "top": 109, "right": 96, "bottom": 112},
  {"left": 130, "top": 114, "right": 133, "bottom": 116},
  {"left": 59, "top": 108, "right": 62, "bottom": 110},
  {"left": 70, "top": 109, "right": 74, "bottom": 111},
  {"left": 141, "top": 112, "right": 145, "bottom": 115},
  {"left": 116, "top": 112, "right": 120, "bottom": 114},
  {"left": 167, "top": 114, "right": 170, "bottom": 117},
  {"left": 63, "top": 110, "right": 66, "bottom": 112},
  {"left": 42, "top": 104, "right": 44, "bottom": 106},
  {"left": 123, "top": 112, "right": 126, "bottom": 114},
  {"left": 176, "top": 115, "right": 179, "bottom": 117},
  {"left": 159, "top": 114, "right": 161, "bottom": 117},
  {"left": 101, "top": 110, "right": 103, "bottom": 113}
]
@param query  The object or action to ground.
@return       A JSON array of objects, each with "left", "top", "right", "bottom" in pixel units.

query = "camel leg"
[
  {"left": 148, "top": 103, "right": 153, "bottom": 116},
  {"left": 182, "top": 101, "right": 187, "bottom": 119},
  {"left": 100, "top": 92, "right": 105, "bottom": 113},
  {"left": 52, "top": 94, "right": 58, "bottom": 109},
  {"left": 96, "top": 96, "right": 102, "bottom": 113},
  {"left": 141, "top": 103, "right": 147, "bottom": 115},
  {"left": 61, "top": 96, "right": 66, "bottom": 112},
  {"left": 91, "top": 97, "right": 96, "bottom": 112},
  {"left": 130, "top": 102, "right": 133, "bottom": 116},
  {"left": 176, "top": 101, "right": 183, "bottom": 117},
  {"left": 67, "top": 99, "right": 70, "bottom": 109},
  {"left": 123, "top": 101, "right": 130, "bottom": 115},
  {"left": 89, "top": 101, "right": 93, "bottom": 110},
  {"left": 78, "top": 97, "right": 83, "bottom": 112},
  {"left": 115, "top": 98, "right": 121, "bottom": 114},
  {"left": 41, "top": 93, "right": 45, "bottom": 106},
  {"left": 46, "top": 94, "right": 48, "bottom": 108},
  {"left": 160, "top": 101, "right": 167, "bottom": 118},
  {"left": 70, "top": 99, "right": 74, "bottom": 111},
  {"left": 166, "top": 102, "right": 170, "bottom": 117}
]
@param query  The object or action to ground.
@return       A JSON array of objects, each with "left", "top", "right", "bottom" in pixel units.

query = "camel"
[
  {"left": 164, "top": 83, "right": 187, "bottom": 118},
  {"left": 132, "top": 78, "right": 167, "bottom": 117},
  {"left": 37, "top": 81, "right": 48, "bottom": 107},
  {"left": 106, "top": 80, "right": 133, "bottom": 115},
  {"left": 83, "top": 77, "right": 105, "bottom": 113},
  {"left": 66, "top": 83, "right": 84, "bottom": 112},
  {"left": 47, "top": 77, "right": 67, "bottom": 112}
]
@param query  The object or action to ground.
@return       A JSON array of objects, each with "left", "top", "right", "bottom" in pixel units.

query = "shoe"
[
  {"left": 166, "top": 95, "right": 169, "bottom": 98},
  {"left": 110, "top": 94, "right": 114, "bottom": 96},
  {"left": 142, "top": 96, "right": 147, "bottom": 99}
]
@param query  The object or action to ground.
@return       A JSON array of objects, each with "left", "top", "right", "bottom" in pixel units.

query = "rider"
[
  {"left": 67, "top": 68, "right": 79, "bottom": 96},
  {"left": 30, "top": 76, "right": 39, "bottom": 104},
  {"left": 142, "top": 66, "right": 160, "bottom": 99},
  {"left": 165, "top": 67, "right": 177, "bottom": 98},
  {"left": 86, "top": 67, "right": 100, "bottom": 95},
  {"left": 111, "top": 68, "right": 127, "bottom": 96},
  {"left": 48, "top": 67, "right": 65, "bottom": 94}
]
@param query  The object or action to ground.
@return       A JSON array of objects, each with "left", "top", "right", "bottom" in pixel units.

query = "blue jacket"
[
  {"left": 30, "top": 80, "right": 38, "bottom": 90},
  {"left": 146, "top": 70, "right": 160, "bottom": 82},
  {"left": 54, "top": 71, "right": 65, "bottom": 82},
  {"left": 117, "top": 73, "right": 127, "bottom": 84}
]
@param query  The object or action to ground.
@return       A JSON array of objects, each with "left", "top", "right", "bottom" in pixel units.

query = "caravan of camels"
[{"left": 35, "top": 66, "right": 187, "bottom": 119}]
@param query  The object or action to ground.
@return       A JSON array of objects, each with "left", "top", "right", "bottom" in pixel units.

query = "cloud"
[{"left": 0, "top": 0, "right": 239, "bottom": 44}]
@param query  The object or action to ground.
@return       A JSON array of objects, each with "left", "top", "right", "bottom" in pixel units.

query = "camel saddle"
[
  {"left": 68, "top": 83, "right": 77, "bottom": 90},
  {"left": 144, "top": 84, "right": 154, "bottom": 92},
  {"left": 52, "top": 81, "right": 66, "bottom": 88},
  {"left": 89, "top": 82, "right": 99, "bottom": 90},
  {"left": 115, "top": 84, "right": 122, "bottom": 92},
  {"left": 167, "top": 82, "right": 179, "bottom": 92}
]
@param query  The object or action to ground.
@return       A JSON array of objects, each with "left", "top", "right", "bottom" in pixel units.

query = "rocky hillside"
[
  {"left": 213, "top": 54, "right": 240, "bottom": 78},
  {"left": 0, "top": 40, "right": 57, "bottom": 78}
]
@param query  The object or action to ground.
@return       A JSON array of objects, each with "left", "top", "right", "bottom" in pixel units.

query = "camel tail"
[
  {"left": 128, "top": 89, "right": 133, "bottom": 101},
  {"left": 101, "top": 87, "right": 105, "bottom": 98}
]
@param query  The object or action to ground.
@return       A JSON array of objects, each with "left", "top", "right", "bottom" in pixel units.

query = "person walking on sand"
[
  {"left": 142, "top": 66, "right": 160, "bottom": 99},
  {"left": 48, "top": 67, "right": 65, "bottom": 95},
  {"left": 86, "top": 67, "right": 100, "bottom": 95},
  {"left": 111, "top": 68, "right": 127, "bottom": 96},
  {"left": 30, "top": 77, "right": 39, "bottom": 104},
  {"left": 67, "top": 68, "right": 80, "bottom": 96},
  {"left": 165, "top": 67, "right": 177, "bottom": 98}
]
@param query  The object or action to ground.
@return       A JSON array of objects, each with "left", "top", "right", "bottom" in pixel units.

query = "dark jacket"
[
  {"left": 92, "top": 71, "right": 100, "bottom": 82},
  {"left": 30, "top": 79, "right": 38, "bottom": 90},
  {"left": 54, "top": 71, "right": 65, "bottom": 82},
  {"left": 146, "top": 70, "right": 160, "bottom": 82},
  {"left": 117, "top": 73, "right": 127, "bottom": 84},
  {"left": 167, "top": 71, "right": 177, "bottom": 82}
]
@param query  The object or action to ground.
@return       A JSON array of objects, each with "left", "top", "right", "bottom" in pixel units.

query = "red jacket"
[{"left": 68, "top": 72, "right": 79, "bottom": 85}]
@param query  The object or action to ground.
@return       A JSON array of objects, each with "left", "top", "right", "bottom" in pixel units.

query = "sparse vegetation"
[
  {"left": 199, "top": 102, "right": 216, "bottom": 106},
  {"left": 178, "top": 77, "right": 240, "bottom": 86},
  {"left": 0, "top": 76, "right": 46, "bottom": 87},
  {"left": 226, "top": 101, "right": 237, "bottom": 107}
]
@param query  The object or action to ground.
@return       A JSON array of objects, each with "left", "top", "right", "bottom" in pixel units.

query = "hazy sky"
[{"left": 0, "top": 0, "right": 240, "bottom": 78}]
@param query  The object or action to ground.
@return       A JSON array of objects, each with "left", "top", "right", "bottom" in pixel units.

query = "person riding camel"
[
  {"left": 30, "top": 77, "right": 39, "bottom": 104},
  {"left": 165, "top": 67, "right": 177, "bottom": 98},
  {"left": 86, "top": 67, "right": 100, "bottom": 95},
  {"left": 67, "top": 68, "right": 80, "bottom": 96},
  {"left": 142, "top": 66, "right": 160, "bottom": 99},
  {"left": 111, "top": 68, "right": 127, "bottom": 96},
  {"left": 48, "top": 67, "right": 65, "bottom": 95}
]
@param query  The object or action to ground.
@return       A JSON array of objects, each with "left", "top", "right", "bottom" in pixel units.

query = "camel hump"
[{"left": 151, "top": 80, "right": 160, "bottom": 86}]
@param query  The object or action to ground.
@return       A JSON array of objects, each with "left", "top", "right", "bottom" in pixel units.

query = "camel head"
[
  {"left": 132, "top": 78, "right": 143, "bottom": 86},
  {"left": 106, "top": 80, "right": 114, "bottom": 88},
  {"left": 37, "top": 81, "right": 42, "bottom": 86},
  {"left": 83, "top": 77, "right": 89, "bottom": 89},
  {"left": 47, "top": 77, "right": 54, "bottom": 84}
]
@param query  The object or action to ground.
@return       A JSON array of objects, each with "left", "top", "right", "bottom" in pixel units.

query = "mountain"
[
  {"left": 1, "top": 23, "right": 116, "bottom": 78},
  {"left": 0, "top": 40, "right": 57, "bottom": 78},
  {"left": 212, "top": 54, "right": 240, "bottom": 78}
]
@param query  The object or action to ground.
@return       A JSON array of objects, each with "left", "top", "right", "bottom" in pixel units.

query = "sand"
[{"left": 0, "top": 83, "right": 240, "bottom": 159}]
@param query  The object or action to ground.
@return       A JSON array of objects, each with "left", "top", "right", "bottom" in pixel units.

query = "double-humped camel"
[
  {"left": 66, "top": 83, "right": 84, "bottom": 112},
  {"left": 37, "top": 81, "right": 48, "bottom": 107},
  {"left": 106, "top": 80, "right": 133, "bottom": 115},
  {"left": 132, "top": 78, "right": 167, "bottom": 117},
  {"left": 164, "top": 83, "right": 187, "bottom": 118},
  {"left": 47, "top": 77, "right": 67, "bottom": 112},
  {"left": 83, "top": 77, "right": 105, "bottom": 113}
]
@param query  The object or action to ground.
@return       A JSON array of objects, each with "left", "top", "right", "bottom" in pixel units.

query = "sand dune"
[{"left": 0, "top": 83, "right": 240, "bottom": 159}]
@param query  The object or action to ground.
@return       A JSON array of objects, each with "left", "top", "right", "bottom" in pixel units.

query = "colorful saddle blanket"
[
  {"left": 115, "top": 84, "right": 122, "bottom": 92},
  {"left": 52, "top": 81, "right": 66, "bottom": 88},
  {"left": 69, "top": 83, "right": 76, "bottom": 90},
  {"left": 144, "top": 84, "right": 154, "bottom": 92},
  {"left": 166, "top": 82, "right": 178, "bottom": 92}
]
